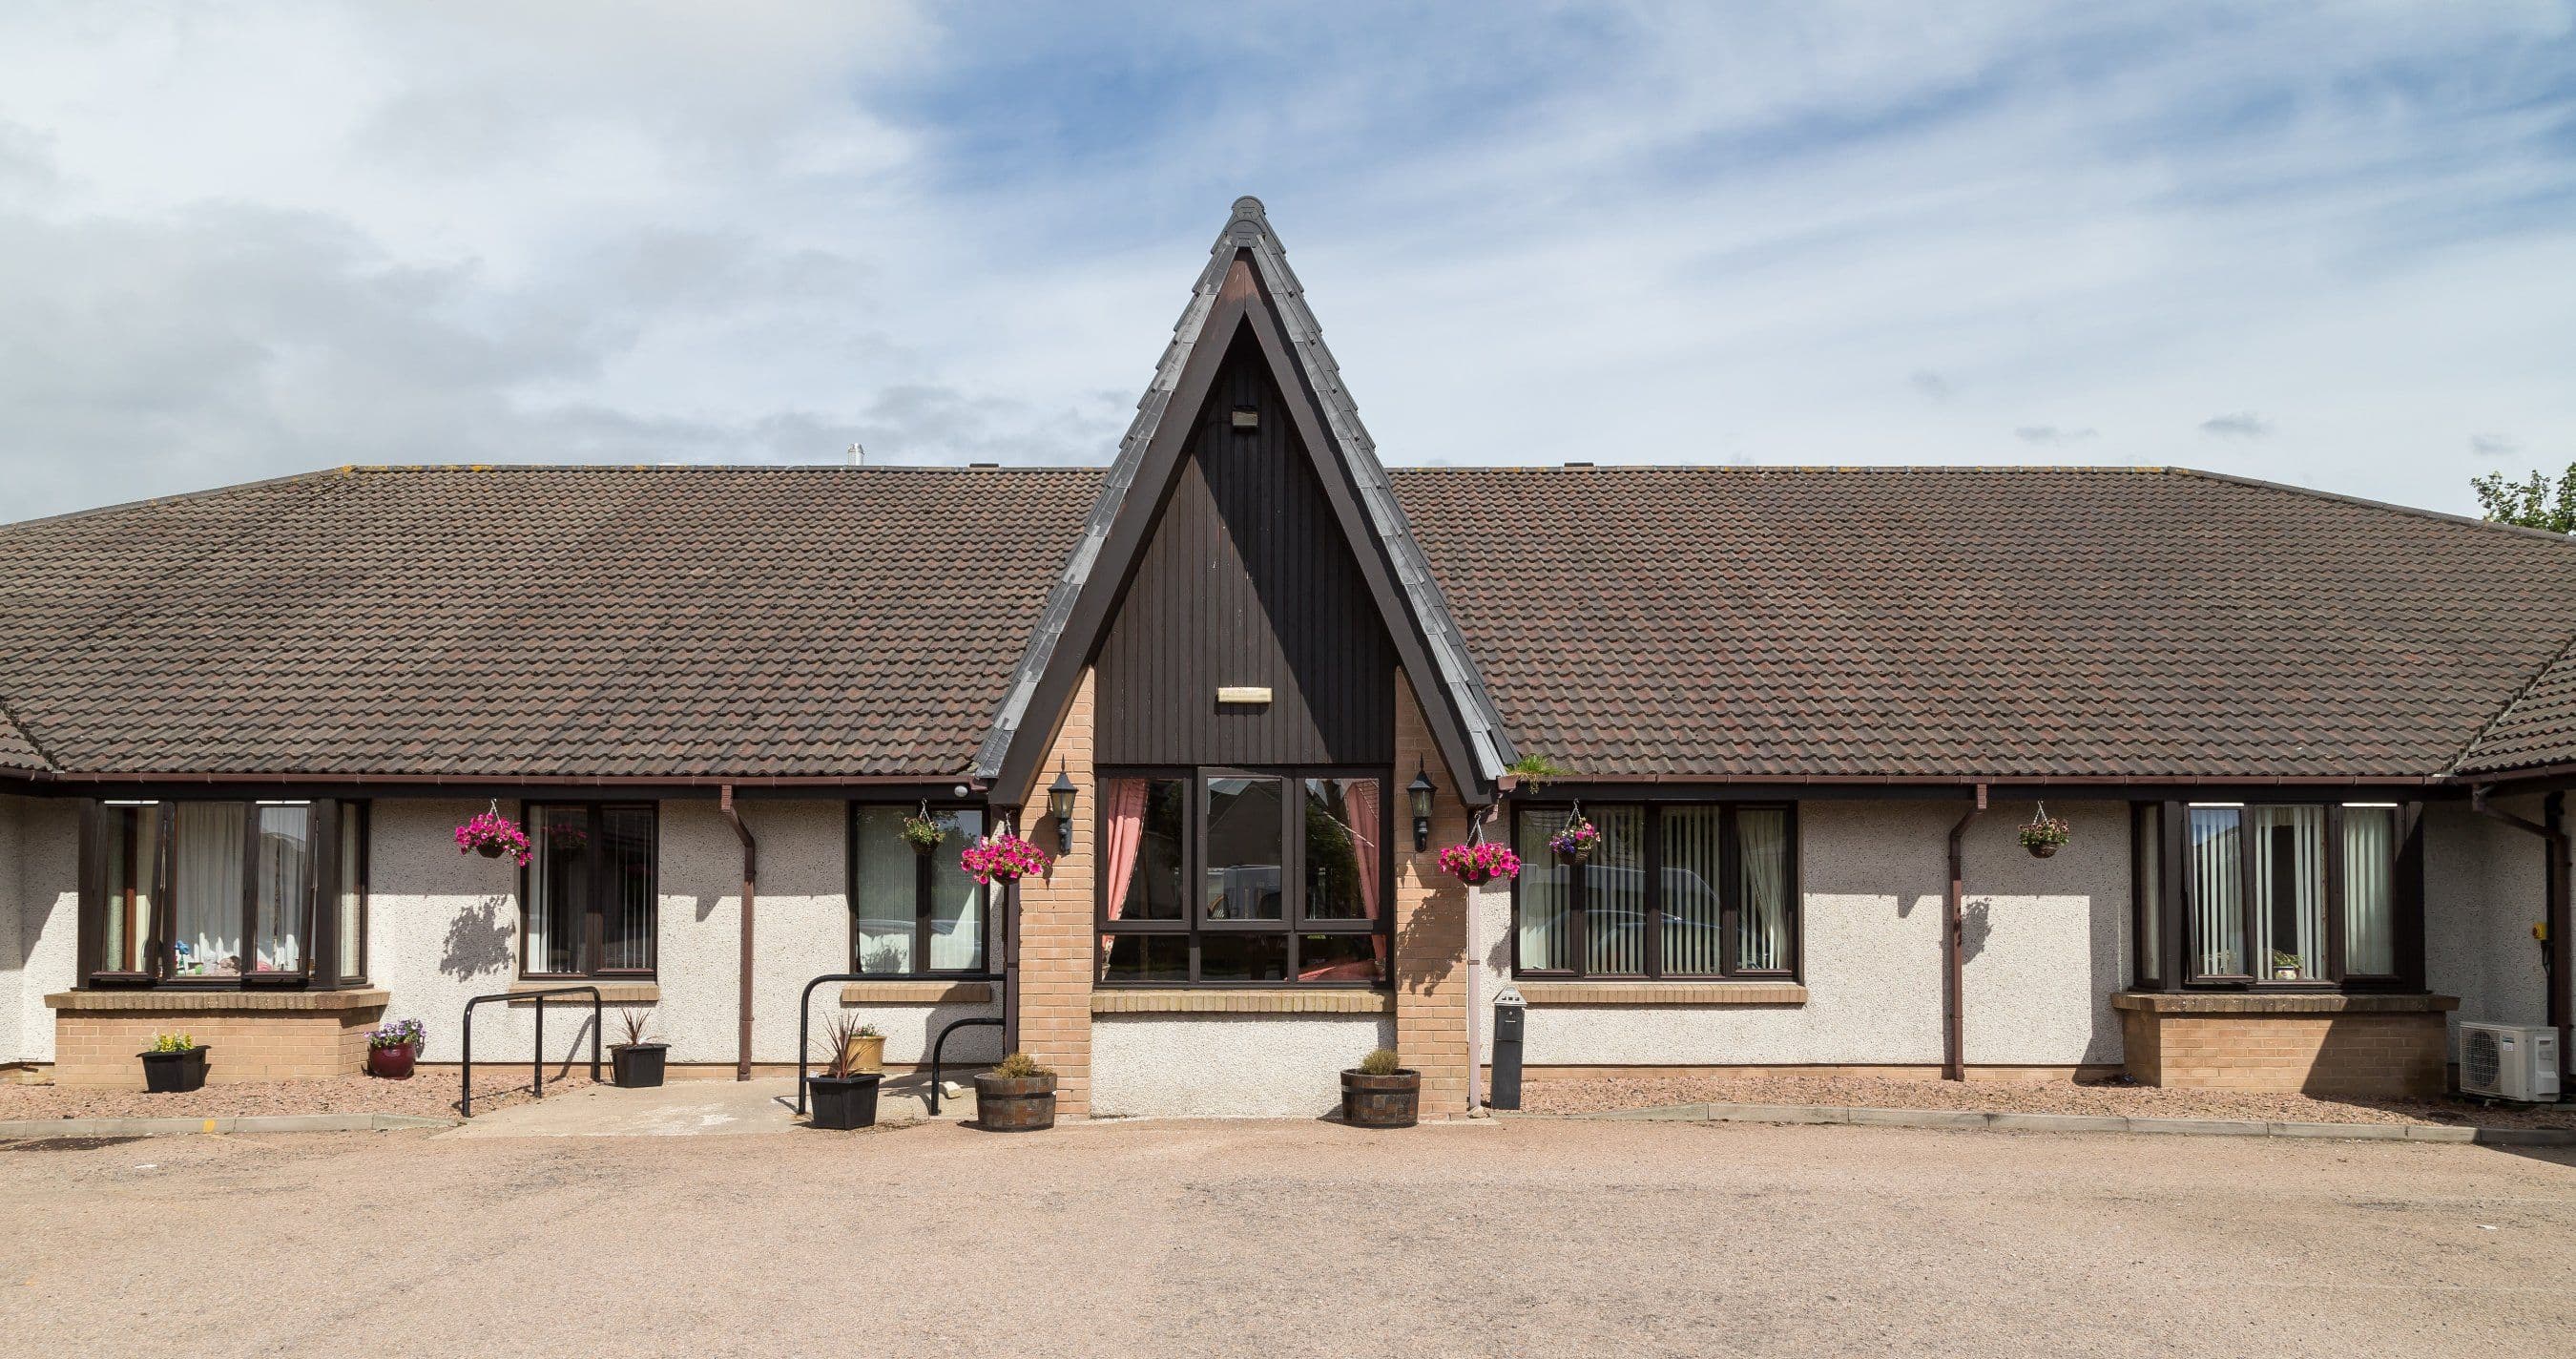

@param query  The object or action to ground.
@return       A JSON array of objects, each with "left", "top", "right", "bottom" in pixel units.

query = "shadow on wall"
[
  {"left": 442, "top": 896, "right": 514, "bottom": 981},
  {"left": 1396, "top": 876, "right": 1464, "bottom": 994},
  {"left": 1961, "top": 897, "right": 1993, "bottom": 964}
]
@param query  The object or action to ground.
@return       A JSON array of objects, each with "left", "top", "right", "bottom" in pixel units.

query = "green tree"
[{"left": 2473, "top": 464, "right": 2576, "bottom": 533}]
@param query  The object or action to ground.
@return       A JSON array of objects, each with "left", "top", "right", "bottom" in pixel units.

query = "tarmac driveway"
[{"left": 3, "top": 1116, "right": 2571, "bottom": 1358}]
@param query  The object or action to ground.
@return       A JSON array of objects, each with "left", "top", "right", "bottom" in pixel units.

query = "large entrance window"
[
  {"left": 849, "top": 805, "right": 989, "bottom": 974},
  {"left": 1097, "top": 768, "right": 1388, "bottom": 986},
  {"left": 1512, "top": 803, "right": 1798, "bottom": 979},
  {"left": 78, "top": 798, "right": 366, "bottom": 988},
  {"left": 521, "top": 803, "right": 657, "bottom": 979},
  {"left": 2132, "top": 800, "right": 2420, "bottom": 991}
]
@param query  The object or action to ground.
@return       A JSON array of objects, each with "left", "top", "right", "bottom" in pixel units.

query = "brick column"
[
  {"left": 1393, "top": 670, "right": 1474, "bottom": 1116},
  {"left": 1011, "top": 668, "right": 1099, "bottom": 1116}
]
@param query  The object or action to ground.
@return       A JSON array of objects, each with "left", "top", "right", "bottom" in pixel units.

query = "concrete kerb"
[
  {"left": 0, "top": 1112, "right": 456, "bottom": 1140},
  {"left": 1502, "top": 1101, "right": 2576, "bottom": 1145}
]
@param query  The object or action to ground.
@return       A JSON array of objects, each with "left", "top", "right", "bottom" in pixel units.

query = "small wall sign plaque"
[{"left": 1215, "top": 685, "right": 1273, "bottom": 705}]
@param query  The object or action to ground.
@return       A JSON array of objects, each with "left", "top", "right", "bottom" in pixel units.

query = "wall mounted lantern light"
[
  {"left": 1048, "top": 769, "right": 1079, "bottom": 854},
  {"left": 1407, "top": 763, "right": 1437, "bottom": 851}
]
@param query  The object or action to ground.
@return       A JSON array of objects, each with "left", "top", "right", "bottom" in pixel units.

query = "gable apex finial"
[{"left": 1226, "top": 196, "right": 1269, "bottom": 246}]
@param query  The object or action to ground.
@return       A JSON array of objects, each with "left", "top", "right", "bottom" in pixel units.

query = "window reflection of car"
[{"left": 1204, "top": 865, "right": 1281, "bottom": 919}]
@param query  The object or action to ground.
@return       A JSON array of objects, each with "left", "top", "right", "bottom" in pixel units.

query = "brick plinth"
[
  {"left": 44, "top": 991, "right": 389, "bottom": 1088},
  {"left": 2112, "top": 992, "right": 2456, "bottom": 1098}
]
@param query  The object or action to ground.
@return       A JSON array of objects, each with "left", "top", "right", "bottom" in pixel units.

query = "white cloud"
[
  {"left": 2199, "top": 411, "right": 2275, "bottom": 439},
  {"left": 2, "top": 1, "right": 2574, "bottom": 520}
]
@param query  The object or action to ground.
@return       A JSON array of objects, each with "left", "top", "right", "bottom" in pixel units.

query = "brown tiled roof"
[
  {"left": 2455, "top": 636, "right": 2576, "bottom": 776},
  {"left": 0, "top": 466, "right": 1103, "bottom": 779},
  {"left": 1387, "top": 466, "right": 2576, "bottom": 781},
  {"left": 10, "top": 461, "right": 2575, "bottom": 784}
]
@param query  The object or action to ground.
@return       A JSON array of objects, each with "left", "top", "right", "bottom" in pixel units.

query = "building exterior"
[{"left": 4, "top": 198, "right": 2573, "bottom": 1117}]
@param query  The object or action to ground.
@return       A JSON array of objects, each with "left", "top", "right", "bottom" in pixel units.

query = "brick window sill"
[
  {"left": 1091, "top": 990, "right": 1394, "bottom": 1015},
  {"left": 508, "top": 980, "right": 660, "bottom": 1006},
  {"left": 2110, "top": 991, "right": 2457, "bottom": 1015},
  {"left": 1512, "top": 982, "right": 1808, "bottom": 1007},
  {"left": 46, "top": 988, "right": 391, "bottom": 1014},
  {"left": 840, "top": 982, "right": 994, "bottom": 1005}
]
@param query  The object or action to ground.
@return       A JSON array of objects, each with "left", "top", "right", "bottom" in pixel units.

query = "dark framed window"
[
  {"left": 849, "top": 804, "right": 989, "bottom": 974},
  {"left": 521, "top": 803, "right": 656, "bottom": 978},
  {"left": 336, "top": 801, "right": 369, "bottom": 985},
  {"left": 78, "top": 798, "right": 363, "bottom": 989},
  {"left": 2133, "top": 799, "right": 2420, "bottom": 992},
  {"left": 1096, "top": 767, "right": 1390, "bottom": 986},
  {"left": 2130, "top": 803, "right": 2164, "bottom": 988},
  {"left": 1511, "top": 802, "right": 1799, "bottom": 980}
]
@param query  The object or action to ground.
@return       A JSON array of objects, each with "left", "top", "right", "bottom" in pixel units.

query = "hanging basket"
[
  {"left": 900, "top": 807, "right": 950, "bottom": 853},
  {"left": 454, "top": 805, "right": 531, "bottom": 866},
  {"left": 1437, "top": 841, "right": 1522, "bottom": 887},
  {"left": 1548, "top": 815, "right": 1601, "bottom": 864},
  {"left": 961, "top": 829, "right": 1051, "bottom": 886},
  {"left": 2018, "top": 805, "right": 2070, "bottom": 859}
]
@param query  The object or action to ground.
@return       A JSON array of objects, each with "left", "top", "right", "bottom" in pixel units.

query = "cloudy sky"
[{"left": 3, "top": 1, "right": 2572, "bottom": 523}]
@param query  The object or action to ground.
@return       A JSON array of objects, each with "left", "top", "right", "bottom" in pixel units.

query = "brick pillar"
[
  {"left": 1012, "top": 668, "right": 1098, "bottom": 1116},
  {"left": 1393, "top": 670, "right": 1473, "bottom": 1116}
]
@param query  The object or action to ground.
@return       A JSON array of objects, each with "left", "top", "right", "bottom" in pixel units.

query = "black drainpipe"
[
  {"left": 718, "top": 785, "right": 758, "bottom": 1082},
  {"left": 1944, "top": 784, "right": 1988, "bottom": 1082},
  {"left": 2471, "top": 785, "right": 2570, "bottom": 1076}
]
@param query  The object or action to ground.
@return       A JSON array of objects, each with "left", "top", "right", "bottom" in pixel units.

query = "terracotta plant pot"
[
  {"left": 140, "top": 1047, "right": 209, "bottom": 1094},
  {"left": 807, "top": 1073, "right": 882, "bottom": 1130},
  {"left": 1341, "top": 1068, "right": 1421, "bottom": 1128},
  {"left": 841, "top": 1034, "right": 885, "bottom": 1077},
  {"left": 612, "top": 1042, "right": 668, "bottom": 1088},
  {"left": 973, "top": 1073, "right": 1057, "bottom": 1132},
  {"left": 366, "top": 1042, "right": 416, "bottom": 1080}
]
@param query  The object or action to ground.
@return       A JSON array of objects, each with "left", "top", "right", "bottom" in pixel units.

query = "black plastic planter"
[
  {"left": 612, "top": 1042, "right": 668, "bottom": 1089},
  {"left": 807, "top": 1073, "right": 883, "bottom": 1130},
  {"left": 140, "top": 1047, "right": 209, "bottom": 1094}
]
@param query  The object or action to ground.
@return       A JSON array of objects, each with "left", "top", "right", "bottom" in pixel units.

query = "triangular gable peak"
[{"left": 977, "top": 197, "right": 1510, "bottom": 805}]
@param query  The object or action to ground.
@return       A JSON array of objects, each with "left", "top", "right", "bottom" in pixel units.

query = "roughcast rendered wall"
[
  {"left": 2424, "top": 798, "right": 2554, "bottom": 1050},
  {"left": 1091, "top": 1014, "right": 1394, "bottom": 1118},
  {"left": 1473, "top": 799, "right": 2129, "bottom": 1070},
  {"left": 2, "top": 797, "right": 78, "bottom": 1065},
  {"left": 369, "top": 798, "right": 998, "bottom": 1071}
]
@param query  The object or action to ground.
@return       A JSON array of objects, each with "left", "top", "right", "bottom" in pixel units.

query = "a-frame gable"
[{"left": 977, "top": 198, "right": 1509, "bottom": 806}]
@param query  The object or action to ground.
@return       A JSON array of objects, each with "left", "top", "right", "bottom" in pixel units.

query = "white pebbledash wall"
[
  {"left": 1471, "top": 799, "right": 2132, "bottom": 1073},
  {"left": 2423, "top": 797, "right": 2558, "bottom": 1051},
  {"left": 1091, "top": 1014, "right": 1395, "bottom": 1118},
  {"left": 3, "top": 796, "right": 77, "bottom": 1066},
  {"left": 370, "top": 799, "right": 1002, "bottom": 1071}
]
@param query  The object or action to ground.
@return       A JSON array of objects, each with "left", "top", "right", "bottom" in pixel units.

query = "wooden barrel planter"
[
  {"left": 1340, "top": 1068, "right": 1421, "bottom": 1128},
  {"left": 974, "top": 1073, "right": 1058, "bottom": 1132}
]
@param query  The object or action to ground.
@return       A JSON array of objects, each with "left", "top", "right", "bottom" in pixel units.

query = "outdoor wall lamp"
[
  {"left": 1407, "top": 764, "right": 1437, "bottom": 851},
  {"left": 1048, "top": 769, "right": 1079, "bottom": 854}
]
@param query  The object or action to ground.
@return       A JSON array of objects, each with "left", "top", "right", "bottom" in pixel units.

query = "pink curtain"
[
  {"left": 1347, "top": 779, "right": 1386, "bottom": 968},
  {"left": 1103, "top": 779, "right": 1147, "bottom": 921}
]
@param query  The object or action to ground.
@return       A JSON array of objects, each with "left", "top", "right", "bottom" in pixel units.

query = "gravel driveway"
[{"left": 4, "top": 1118, "right": 2571, "bottom": 1358}]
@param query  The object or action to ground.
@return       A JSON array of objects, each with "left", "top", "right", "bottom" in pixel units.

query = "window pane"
[
  {"left": 2248, "top": 806, "right": 2325, "bottom": 980},
  {"left": 2343, "top": 806, "right": 2398, "bottom": 975},
  {"left": 2187, "top": 807, "right": 2243, "bottom": 977},
  {"left": 1200, "top": 933, "right": 1287, "bottom": 982},
  {"left": 1300, "top": 778, "right": 1381, "bottom": 922},
  {"left": 1584, "top": 806, "right": 1647, "bottom": 975},
  {"left": 171, "top": 804, "right": 244, "bottom": 978},
  {"left": 528, "top": 805, "right": 588, "bottom": 975},
  {"left": 1516, "top": 814, "right": 1572, "bottom": 971},
  {"left": 104, "top": 806, "right": 156, "bottom": 972},
  {"left": 2136, "top": 805, "right": 2162, "bottom": 983},
  {"left": 852, "top": 806, "right": 916, "bottom": 973},
  {"left": 599, "top": 807, "right": 654, "bottom": 972},
  {"left": 337, "top": 805, "right": 365, "bottom": 979},
  {"left": 1202, "top": 776, "right": 1284, "bottom": 921},
  {"left": 1660, "top": 807, "right": 1724, "bottom": 976},
  {"left": 253, "top": 805, "right": 311, "bottom": 973},
  {"left": 1736, "top": 808, "right": 1792, "bottom": 972},
  {"left": 928, "top": 809, "right": 986, "bottom": 971},
  {"left": 1109, "top": 779, "right": 1187, "bottom": 922},
  {"left": 1100, "top": 933, "right": 1189, "bottom": 984},
  {"left": 1296, "top": 933, "right": 1382, "bottom": 984}
]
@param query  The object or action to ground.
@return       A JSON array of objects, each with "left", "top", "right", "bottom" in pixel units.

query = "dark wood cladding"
[{"left": 1095, "top": 326, "right": 1394, "bottom": 765}]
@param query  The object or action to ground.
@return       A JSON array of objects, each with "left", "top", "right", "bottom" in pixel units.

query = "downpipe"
[
  {"left": 1943, "top": 784, "right": 1988, "bottom": 1081},
  {"left": 719, "top": 785, "right": 758, "bottom": 1082}
]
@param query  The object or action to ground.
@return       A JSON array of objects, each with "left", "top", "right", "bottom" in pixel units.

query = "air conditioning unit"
[{"left": 2458, "top": 1022, "right": 2562, "bottom": 1103}]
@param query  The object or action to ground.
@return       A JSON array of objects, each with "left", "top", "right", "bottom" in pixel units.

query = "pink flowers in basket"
[
  {"left": 1437, "top": 841, "right": 1522, "bottom": 886},
  {"left": 960, "top": 829, "right": 1053, "bottom": 885},
  {"left": 455, "top": 810, "right": 531, "bottom": 865}
]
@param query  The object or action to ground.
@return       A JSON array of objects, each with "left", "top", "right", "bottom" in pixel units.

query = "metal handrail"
[
  {"left": 460, "top": 984, "right": 602, "bottom": 1118},
  {"left": 925, "top": 1015, "right": 1004, "bottom": 1116},
  {"left": 793, "top": 971, "right": 1006, "bottom": 1114}
]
